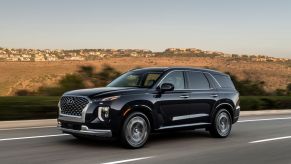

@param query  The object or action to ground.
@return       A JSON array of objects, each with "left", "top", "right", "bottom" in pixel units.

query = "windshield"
[{"left": 107, "top": 71, "right": 162, "bottom": 88}]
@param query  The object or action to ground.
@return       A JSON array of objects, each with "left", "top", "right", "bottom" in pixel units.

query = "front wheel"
[
  {"left": 209, "top": 109, "right": 232, "bottom": 138},
  {"left": 120, "top": 112, "right": 151, "bottom": 149}
]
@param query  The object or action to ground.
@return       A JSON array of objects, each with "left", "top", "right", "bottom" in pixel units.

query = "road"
[{"left": 0, "top": 115, "right": 291, "bottom": 164}]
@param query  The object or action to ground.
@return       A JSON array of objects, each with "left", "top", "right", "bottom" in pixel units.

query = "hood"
[{"left": 63, "top": 87, "right": 148, "bottom": 98}]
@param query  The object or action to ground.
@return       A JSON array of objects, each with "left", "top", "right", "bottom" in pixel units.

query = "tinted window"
[
  {"left": 187, "top": 71, "right": 210, "bottom": 89},
  {"left": 161, "top": 71, "right": 185, "bottom": 89},
  {"left": 107, "top": 72, "right": 162, "bottom": 88},
  {"left": 143, "top": 73, "right": 161, "bottom": 87},
  {"left": 213, "top": 74, "right": 235, "bottom": 89}
]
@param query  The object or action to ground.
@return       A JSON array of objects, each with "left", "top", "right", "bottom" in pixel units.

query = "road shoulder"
[{"left": 1, "top": 109, "right": 291, "bottom": 129}]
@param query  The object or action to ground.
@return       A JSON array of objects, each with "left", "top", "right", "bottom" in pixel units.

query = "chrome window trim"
[{"left": 156, "top": 70, "right": 214, "bottom": 91}]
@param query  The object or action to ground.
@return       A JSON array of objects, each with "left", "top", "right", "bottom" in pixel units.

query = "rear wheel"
[
  {"left": 209, "top": 109, "right": 232, "bottom": 138},
  {"left": 120, "top": 112, "right": 151, "bottom": 149}
]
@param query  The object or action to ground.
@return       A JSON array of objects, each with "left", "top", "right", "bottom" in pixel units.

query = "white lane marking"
[
  {"left": 101, "top": 156, "right": 154, "bottom": 164},
  {"left": 238, "top": 117, "right": 291, "bottom": 123},
  {"left": 0, "top": 116, "right": 289, "bottom": 131},
  {"left": 249, "top": 136, "right": 291, "bottom": 143},
  {"left": 0, "top": 126, "right": 55, "bottom": 131},
  {"left": 0, "top": 134, "right": 69, "bottom": 142}
]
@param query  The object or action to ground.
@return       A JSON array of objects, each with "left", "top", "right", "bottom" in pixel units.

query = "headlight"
[{"left": 101, "top": 96, "right": 120, "bottom": 101}]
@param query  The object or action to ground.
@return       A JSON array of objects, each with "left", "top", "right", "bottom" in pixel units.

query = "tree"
[
  {"left": 94, "top": 65, "right": 121, "bottom": 87},
  {"left": 58, "top": 74, "right": 85, "bottom": 90},
  {"left": 78, "top": 66, "right": 94, "bottom": 78},
  {"left": 15, "top": 89, "right": 32, "bottom": 96},
  {"left": 37, "top": 74, "right": 85, "bottom": 96},
  {"left": 32, "top": 65, "right": 121, "bottom": 96},
  {"left": 227, "top": 73, "right": 267, "bottom": 96},
  {"left": 77, "top": 65, "right": 121, "bottom": 87},
  {"left": 275, "top": 89, "right": 286, "bottom": 96}
]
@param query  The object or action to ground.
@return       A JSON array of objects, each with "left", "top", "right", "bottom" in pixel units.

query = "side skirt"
[{"left": 157, "top": 122, "right": 210, "bottom": 130}]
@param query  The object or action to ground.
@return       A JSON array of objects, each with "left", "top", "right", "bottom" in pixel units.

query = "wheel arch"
[
  {"left": 120, "top": 100, "right": 156, "bottom": 131},
  {"left": 211, "top": 100, "right": 235, "bottom": 123}
]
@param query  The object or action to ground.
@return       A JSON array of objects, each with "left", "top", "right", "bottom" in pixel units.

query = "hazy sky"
[{"left": 0, "top": 0, "right": 291, "bottom": 58}]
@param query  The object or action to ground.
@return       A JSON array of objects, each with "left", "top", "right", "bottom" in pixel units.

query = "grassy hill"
[{"left": 0, "top": 56, "right": 290, "bottom": 95}]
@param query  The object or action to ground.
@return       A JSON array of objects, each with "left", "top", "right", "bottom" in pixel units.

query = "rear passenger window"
[
  {"left": 187, "top": 71, "right": 210, "bottom": 90},
  {"left": 213, "top": 74, "right": 235, "bottom": 89}
]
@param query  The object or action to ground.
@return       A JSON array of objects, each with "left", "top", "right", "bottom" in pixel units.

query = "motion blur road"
[{"left": 0, "top": 115, "right": 291, "bottom": 164}]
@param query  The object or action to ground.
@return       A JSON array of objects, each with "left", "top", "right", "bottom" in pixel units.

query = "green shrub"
[
  {"left": 240, "top": 97, "right": 261, "bottom": 110},
  {"left": 33, "top": 65, "right": 121, "bottom": 96},
  {"left": 0, "top": 96, "right": 58, "bottom": 121},
  {"left": 0, "top": 96, "right": 290, "bottom": 121},
  {"left": 240, "top": 96, "right": 291, "bottom": 110}
]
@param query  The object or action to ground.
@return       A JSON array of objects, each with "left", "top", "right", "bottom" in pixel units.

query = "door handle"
[
  {"left": 180, "top": 95, "right": 189, "bottom": 98},
  {"left": 211, "top": 94, "right": 218, "bottom": 97}
]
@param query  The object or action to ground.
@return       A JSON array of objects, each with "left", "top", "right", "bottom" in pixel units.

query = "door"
[
  {"left": 184, "top": 71, "right": 219, "bottom": 123},
  {"left": 155, "top": 71, "right": 192, "bottom": 126}
]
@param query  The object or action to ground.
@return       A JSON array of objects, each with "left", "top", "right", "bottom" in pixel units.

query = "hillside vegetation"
[{"left": 0, "top": 56, "right": 290, "bottom": 95}]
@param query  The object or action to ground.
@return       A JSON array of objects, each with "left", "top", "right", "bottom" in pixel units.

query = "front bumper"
[
  {"left": 58, "top": 124, "right": 112, "bottom": 137},
  {"left": 58, "top": 95, "right": 117, "bottom": 137}
]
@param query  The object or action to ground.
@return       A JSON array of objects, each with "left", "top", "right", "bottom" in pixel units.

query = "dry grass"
[{"left": 0, "top": 57, "right": 290, "bottom": 95}]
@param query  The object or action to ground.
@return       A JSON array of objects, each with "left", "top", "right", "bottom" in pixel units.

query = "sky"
[{"left": 0, "top": 0, "right": 291, "bottom": 58}]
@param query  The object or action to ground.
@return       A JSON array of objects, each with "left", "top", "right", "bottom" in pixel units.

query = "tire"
[
  {"left": 120, "top": 112, "right": 151, "bottom": 149},
  {"left": 209, "top": 109, "right": 232, "bottom": 138}
]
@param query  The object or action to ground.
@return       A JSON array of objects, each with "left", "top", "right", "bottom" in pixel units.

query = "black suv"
[{"left": 58, "top": 67, "right": 240, "bottom": 148}]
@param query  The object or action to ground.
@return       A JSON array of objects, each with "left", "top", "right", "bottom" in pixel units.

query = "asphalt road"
[{"left": 0, "top": 115, "right": 291, "bottom": 164}]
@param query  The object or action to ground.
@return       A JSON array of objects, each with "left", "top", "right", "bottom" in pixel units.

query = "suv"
[{"left": 58, "top": 67, "right": 240, "bottom": 148}]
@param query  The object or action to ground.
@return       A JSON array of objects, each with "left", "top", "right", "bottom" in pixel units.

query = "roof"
[
  {"left": 131, "top": 67, "right": 227, "bottom": 75},
  {"left": 130, "top": 67, "right": 168, "bottom": 73}
]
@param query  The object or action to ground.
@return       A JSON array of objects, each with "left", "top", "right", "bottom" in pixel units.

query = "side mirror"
[{"left": 159, "top": 83, "right": 174, "bottom": 92}]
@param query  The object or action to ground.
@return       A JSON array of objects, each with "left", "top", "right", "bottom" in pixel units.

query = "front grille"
[{"left": 60, "top": 96, "right": 89, "bottom": 116}]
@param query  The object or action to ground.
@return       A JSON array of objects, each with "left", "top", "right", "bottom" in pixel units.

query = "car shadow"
[
  {"left": 149, "top": 129, "right": 210, "bottom": 143},
  {"left": 58, "top": 136, "right": 119, "bottom": 149},
  {"left": 58, "top": 129, "right": 211, "bottom": 149}
]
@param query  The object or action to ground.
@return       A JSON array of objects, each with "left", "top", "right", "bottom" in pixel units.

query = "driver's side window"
[{"left": 161, "top": 71, "right": 185, "bottom": 90}]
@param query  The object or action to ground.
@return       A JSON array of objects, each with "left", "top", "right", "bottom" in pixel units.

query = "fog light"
[
  {"left": 57, "top": 120, "right": 62, "bottom": 127},
  {"left": 102, "top": 107, "right": 110, "bottom": 118},
  {"left": 98, "top": 106, "right": 110, "bottom": 121}
]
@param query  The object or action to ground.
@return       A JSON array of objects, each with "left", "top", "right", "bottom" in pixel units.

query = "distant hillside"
[
  {"left": 0, "top": 56, "right": 290, "bottom": 96},
  {"left": 0, "top": 47, "right": 290, "bottom": 62}
]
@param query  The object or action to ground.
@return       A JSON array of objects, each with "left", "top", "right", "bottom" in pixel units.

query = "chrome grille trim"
[{"left": 59, "top": 95, "right": 90, "bottom": 117}]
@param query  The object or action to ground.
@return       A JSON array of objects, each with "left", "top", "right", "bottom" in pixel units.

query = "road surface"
[{"left": 0, "top": 114, "right": 291, "bottom": 164}]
